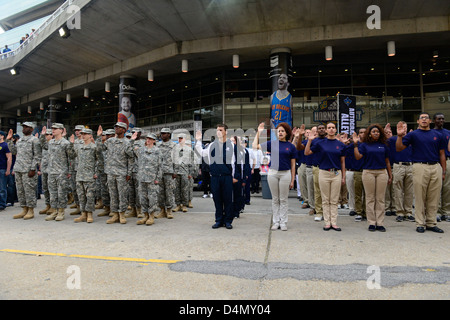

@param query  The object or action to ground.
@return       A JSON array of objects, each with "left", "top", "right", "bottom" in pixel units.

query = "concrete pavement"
[{"left": 0, "top": 191, "right": 449, "bottom": 301}]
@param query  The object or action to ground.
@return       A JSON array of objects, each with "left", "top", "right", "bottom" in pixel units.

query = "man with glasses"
[{"left": 396, "top": 113, "right": 447, "bottom": 233}]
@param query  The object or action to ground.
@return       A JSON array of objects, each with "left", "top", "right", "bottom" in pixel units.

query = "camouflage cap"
[
  {"left": 160, "top": 128, "right": 171, "bottom": 134},
  {"left": 74, "top": 125, "right": 85, "bottom": 131},
  {"left": 81, "top": 128, "right": 93, "bottom": 135},
  {"left": 22, "top": 122, "right": 36, "bottom": 129},
  {"left": 51, "top": 123, "right": 64, "bottom": 129},
  {"left": 114, "top": 122, "right": 128, "bottom": 130},
  {"left": 146, "top": 133, "right": 157, "bottom": 140}
]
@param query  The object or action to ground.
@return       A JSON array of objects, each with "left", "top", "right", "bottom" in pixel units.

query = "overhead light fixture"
[
  {"left": 40, "top": 102, "right": 45, "bottom": 110},
  {"left": 148, "top": 69, "right": 154, "bottom": 82},
  {"left": 105, "top": 82, "right": 111, "bottom": 92},
  {"left": 10, "top": 67, "right": 20, "bottom": 76},
  {"left": 325, "top": 46, "right": 333, "bottom": 61},
  {"left": 66, "top": 93, "right": 71, "bottom": 103},
  {"left": 233, "top": 55, "right": 240, "bottom": 69},
  {"left": 28, "top": 106, "right": 32, "bottom": 114},
  {"left": 59, "top": 25, "right": 71, "bottom": 38},
  {"left": 17, "top": 109, "right": 21, "bottom": 117},
  {"left": 84, "top": 88, "right": 89, "bottom": 98},
  {"left": 387, "top": 41, "right": 396, "bottom": 57},
  {"left": 182, "top": 59, "right": 188, "bottom": 73},
  {"left": 433, "top": 50, "right": 439, "bottom": 58}
]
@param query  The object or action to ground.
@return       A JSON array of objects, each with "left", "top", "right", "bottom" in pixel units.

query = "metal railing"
[{"left": 0, "top": 0, "right": 74, "bottom": 61}]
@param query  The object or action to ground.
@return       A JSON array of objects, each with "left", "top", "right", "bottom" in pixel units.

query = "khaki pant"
[
  {"left": 362, "top": 169, "right": 388, "bottom": 226},
  {"left": 318, "top": 170, "right": 342, "bottom": 226},
  {"left": 438, "top": 159, "right": 450, "bottom": 216},
  {"left": 385, "top": 178, "right": 394, "bottom": 212},
  {"left": 392, "top": 164, "right": 414, "bottom": 217},
  {"left": 313, "top": 166, "right": 322, "bottom": 217},
  {"left": 346, "top": 171, "right": 355, "bottom": 211},
  {"left": 353, "top": 171, "right": 365, "bottom": 216},
  {"left": 298, "top": 164, "right": 308, "bottom": 205},
  {"left": 268, "top": 169, "right": 291, "bottom": 227},
  {"left": 306, "top": 166, "right": 315, "bottom": 209},
  {"left": 413, "top": 163, "right": 442, "bottom": 227}
]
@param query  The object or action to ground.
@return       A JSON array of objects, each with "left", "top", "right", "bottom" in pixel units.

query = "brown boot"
[
  {"left": 166, "top": 208, "right": 173, "bottom": 219},
  {"left": 67, "top": 193, "right": 74, "bottom": 205},
  {"left": 74, "top": 211, "right": 87, "bottom": 223},
  {"left": 98, "top": 206, "right": 110, "bottom": 217},
  {"left": 182, "top": 205, "right": 188, "bottom": 212},
  {"left": 87, "top": 212, "right": 94, "bottom": 223},
  {"left": 173, "top": 205, "right": 181, "bottom": 212},
  {"left": 70, "top": 205, "right": 81, "bottom": 215},
  {"left": 45, "top": 209, "right": 58, "bottom": 221},
  {"left": 95, "top": 199, "right": 104, "bottom": 210},
  {"left": 23, "top": 207, "right": 35, "bottom": 220},
  {"left": 136, "top": 207, "right": 143, "bottom": 218},
  {"left": 70, "top": 203, "right": 78, "bottom": 209},
  {"left": 13, "top": 207, "right": 28, "bottom": 219},
  {"left": 146, "top": 212, "right": 155, "bottom": 226},
  {"left": 106, "top": 212, "right": 119, "bottom": 224},
  {"left": 188, "top": 201, "right": 193, "bottom": 208},
  {"left": 119, "top": 212, "right": 127, "bottom": 224},
  {"left": 155, "top": 207, "right": 166, "bottom": 219},
  {"left": 125, "top": 207, "right": 137, "bottom": 218},
  {"left": 55, "top": 208, "right": 65, "bottom": 221},
  {"left": 137, "top": 212, "right": 149, "bottom": 225},
  {"left": 39, "top": 204, "right": 51, "bottom": 215}
]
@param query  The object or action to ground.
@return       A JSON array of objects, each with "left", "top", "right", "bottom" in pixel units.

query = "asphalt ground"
[{"left": 0, "top": 190, "right": 448, "bottom": 305}]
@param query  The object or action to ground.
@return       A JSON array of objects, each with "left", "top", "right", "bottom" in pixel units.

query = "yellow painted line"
[{"left": 0, "top": 249, "right": 180, "bottom": 264}]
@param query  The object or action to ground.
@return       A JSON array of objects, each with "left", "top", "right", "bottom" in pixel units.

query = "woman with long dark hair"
[{"left": 353, "top": 124, "right": 392, "bottom": 232}]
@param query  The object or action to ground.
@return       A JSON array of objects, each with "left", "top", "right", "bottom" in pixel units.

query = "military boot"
[
  {"left": 87, "top": 212, "right": 94, "bottom": 223},
  {"left": 46, "top": 208, "right": 56, "bottom": 215},
  {"left": 67, "top": 193, "right": 74, "bottom": 205},
  {"left": 95, "top": 199, "right": 104, "bottom": 210},
  {"left": 155, "top": 207, "right": 166, "bottom": 219},
  {"left": 23, "top": 207, "right": 35, "bottom": 220},
  {"left": 55, "top": 208, "right": 65, "bottom": 221},
  {"left": 125, "top": 207, "right": 137, "bottom": 218},
  {"left": 119, "top": 212, "right": 127, "bottom": 224},
  {"left": 106, "top": 212, "right": 119, "bottom": 224},
  {"left": 188, "top": 201, "right": 193, "bottom": 208},
  {"left": 166, "top": 208, "right": 174, "bottom": 219},
  {"left": 13, "top": 207, "right": 28, "bottom": 219},
  {"left": 98, "top": 206, "right": 110, "bottom": 217},
  {"left": 74, "top": 211, "right": 87, "bottom": 223},
  {"left": 70, "top": 205, "right": 81, "bottom": 215},
  {"left": 182, "top": 205, "right": 188, "bottom": 212},
  {"left": 45, "top": 209, "right": 58, "bottom": 221},
  {"left": 136, "top": 207, "right": 143, "bottom": 218},
  {"left": 146, "top": 212, "right": 155, "bottom": 226},
  {"left": 137, "top": 212, "right": 149, "bottom": 225},
  {"left": 70, "top": 203, "right": 78, "bottom": 209},
  {"left": 39, "top": 204, "right": 51, "bottom": 215},
  {"left": 173, "top": 205, "right": 181, "bottom": 212}
]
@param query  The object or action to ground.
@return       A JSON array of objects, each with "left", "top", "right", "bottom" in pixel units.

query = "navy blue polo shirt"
[
  {"left": 401, "top": 129, "right": 446, "bottom": 163},
  {"left": 0, "top": 142, "right": 11, "bottom": 170},
  {"left": 310, "top": 138, "right": 345, "bottom": 170},
  {"left": 388, "top": 136, "right": 412, "bottom": 163},
  {"left": 261, "top": 140, "right": 297, "bottom": 171},
  {"left": 358, "top": 142, "right": 389, "bottom": 170},
  {"left": 302, "top": 140, "right": 314, "bottom": 166},
  {"left": 434, "top": 128, "right": 450, "bottom": 158}
]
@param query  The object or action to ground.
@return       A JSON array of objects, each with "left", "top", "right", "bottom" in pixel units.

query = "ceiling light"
[
  {"left": 148, "top": 70, "right": 154, "bottom": 81},
  {"left": 325, "top": 46, "right": 333, "bottom": 61},
  {"left": 10, "top": 67, "right": 19, "bottom": 76},
  {"left": 105, "top": 82, "right": 111, "bottom": 92},
  {"left": 433, "top": 50, "right": 439, "bottom": 58},
  {"left": 59, "top": 25, "right": 71, "bottom": 38},
  {"left": 387, "top": 41, "right": 396, "bottom": 57},
  {"left": 182, "top": 59, "right": 188, "bottom": 73},
  {"left": 233, "top": 55, "right": 240, "bottom": 69}
]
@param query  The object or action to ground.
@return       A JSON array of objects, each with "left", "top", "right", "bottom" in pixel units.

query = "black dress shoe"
[
  {"left": 331, "top": 225, "right": 341, "bottom": 232},
  {"left": 323, "top": 225, "right": 331, "bottom": 231},
  {"left": 426, "top": 226, "right": 444, "bottom": 233},
  {"left": 212, "top": 222, "right": 224, "bottom": 229},
  {"left": 225, "top": 223, "right": 233, "bottom": 230},
  {"left": 368, "top": 225, "right": 376, "bottom": 232},
  {"left": 416, "top": 226, "right": 425, "bottom": 233},
  {"left": 376, "top": 226, "right": 386, "bottom": 232}
]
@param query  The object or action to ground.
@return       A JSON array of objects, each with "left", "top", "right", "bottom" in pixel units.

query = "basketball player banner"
[{"left": 337, "top": 94, "right": 357, "bottom": 135}]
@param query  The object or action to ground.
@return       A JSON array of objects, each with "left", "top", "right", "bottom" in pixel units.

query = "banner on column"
[
  {"left": 118, "top": 75, "right": 137, "bottom": 130},
  {"left": 338, "top": 94, "right": 357, "bottom": 135},
  {"left": 269, "top": 49, "right": 293, "bottom": 140}
]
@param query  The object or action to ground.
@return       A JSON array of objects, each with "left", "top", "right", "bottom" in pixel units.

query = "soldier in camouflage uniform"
[
  {"left": 7, "top": 122, "right": 42, "bottom": 220},
  {"left": 68, "top": 125, "right": 85, "bottom": 215},
  {"left": 132, "top": 132, "right": 162, "bottom": 225},
  {"left": 70, "top": 128, "right": 100, "bottom": 223},
  {"left": 96, "top": 129, "right": 115, "bottom": 217},
  {"left": 41, "top": 123, "right": 75, "bottom": 222},
  {"left": 98, "top": 123, "right": 134, "bottom": 224},
  {"left": 126, "top": 127, "right": 144, "bottom": 219},
  {"left": 156, "top": 128, "right": 177, "bottom": 219},
  {"left": 173, "top": 133, "right": 195, "bottom": 213},
  {"left": 38, "top": 129, "right": 53, "bottom": 215}
]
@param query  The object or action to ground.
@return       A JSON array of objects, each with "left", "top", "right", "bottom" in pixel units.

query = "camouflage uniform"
[
  {"left": 8, "top": 129, "right": 42, "bottom": 209},
  {"left": 40, "top": 138, "right": 50, "bottom": 207},
  {"left": 134, "top": 141, "right": 162, "bottom": 214},
  {"left": 74, "top": 139, "right": 100, "bottom": 213},
  {"left": 129, "top": 134, "right": 145, "bottom": 213},
  {"left": 173, "top": 142, "right": 195, "bottom": 207},
  {"left": 41, "top": 134, "right": 75, "bottom": 210},
  {"left": 97, "top": 130, "right": 114, "bottom": 209},
  {"left": 157, "top": 136, "right": 177, "bottom": 210},
  {"left": 101, "top": 131, "right": 134, "bottom": 214},
  {"left": 69, "top": 126, "right": 85, "bottom": 207}
]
